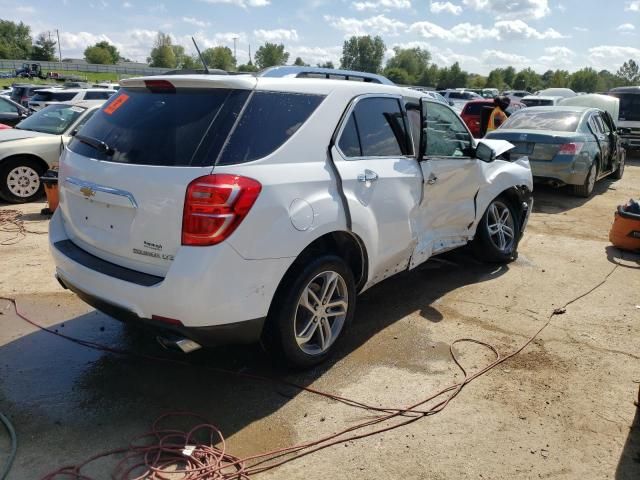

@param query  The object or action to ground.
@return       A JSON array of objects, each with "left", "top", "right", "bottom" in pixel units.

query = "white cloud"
[
  {"left": 253, "top": 28, "right": 299, "bottom": 42},
  {"left": 16, "top": 5, "right": 35, "bottom": 13},
  {"left": 430, "top": 1, "right": 463, "bottom": 14},
  {"left": 182, "top": 16, "right": 211, "bottom": 28},
  {"left": 616, "top": 23, "right": 635, "bottom": 32},
  {"left": 482, "top": 49, "right": 530, "bottom": 67},
  {"left": 494, "top": 19, "right": 567, "bottom": 40},
  {"left": 288, "top": 45, "right": 342, "bottom": 66},
  {"left": 538, "top": 46, "right": 575, "bottom": 68},
  {"left": 325, "top": 14, "right": 407, "bottom": 36},
  {"left": 588, "top": 45, "right": 640, "bottom": 70},
  {"left": 352, "top": 0, "right": 411, "bottom": 10},
  {"left": 122, "top": 1, "right": 132, "bottom": 7},
  {"left": 573, "top": 26, "right": 588, "bottom": 32},
  {"left": 625, "top": 1, "right": 640, "bottom": 11},
  {"left": 199, "top": 0, "right": 270, "bottom": 7},
  {"left": 463, "top": 0, "right": 550, "bottom": 19}
]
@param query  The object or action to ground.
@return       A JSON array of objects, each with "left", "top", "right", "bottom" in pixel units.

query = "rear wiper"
[{"left": 74, "top": 133, "right": 114, "bottom": 156}]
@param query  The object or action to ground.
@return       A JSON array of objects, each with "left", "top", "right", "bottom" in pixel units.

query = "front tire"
[
  {"left": 264, "top": 255, "right": 356, "bottom": 369},
  {"left": 472, "top": 197, "right": 520, "bottom": 263},
  {"left": 0, "top": 157, "right": 46, "bottom": 203},
  {"left": 572, "top": 160, "right": 597, "bottom": 198}
]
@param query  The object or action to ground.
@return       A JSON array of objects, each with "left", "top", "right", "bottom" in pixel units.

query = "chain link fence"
[{"left": 0, "top": 59, "right": 169, "bottom": 76}]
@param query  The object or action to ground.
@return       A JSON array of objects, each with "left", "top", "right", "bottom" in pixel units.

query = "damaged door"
[{"left": 408, "top": 99, "right": 487, "bottom": 268}]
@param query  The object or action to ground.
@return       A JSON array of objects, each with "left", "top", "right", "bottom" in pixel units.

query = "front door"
[
  {"left": 410, "top": 99, "right": 485, "bottom": 268},
  {"left": 331, "top": 95, "right": 422, "bottom": 284}
]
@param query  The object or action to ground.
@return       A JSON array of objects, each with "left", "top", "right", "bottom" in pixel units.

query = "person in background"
[{"left": 486, "top": 95, "right": 511, "bottom": 133}]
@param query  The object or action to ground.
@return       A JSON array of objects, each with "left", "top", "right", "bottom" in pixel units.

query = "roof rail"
[{"left": 257, "top": 66, "right": 394, "bottom": 85}]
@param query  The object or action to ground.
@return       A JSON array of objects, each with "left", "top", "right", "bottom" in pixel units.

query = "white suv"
[
  {"left": 28, "top": 88, "right": 115, "bottom": 111},
  {"left": 49, "top": 74, "right": 533, "bottom": 367}
]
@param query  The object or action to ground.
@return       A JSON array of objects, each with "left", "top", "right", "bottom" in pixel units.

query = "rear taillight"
[
  {"left": 182, "top": 174, "right": 262, "bottom": 246},
  {"left": 557, "top": 143, "right": 584, "bottom": 155},
  {"left": 144, "top": 79, "right": 175, "bottom": 93}
]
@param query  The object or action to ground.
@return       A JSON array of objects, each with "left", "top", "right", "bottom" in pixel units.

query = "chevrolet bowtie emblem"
[{"left": 80, "top": 186, "right": 96, "bottom": 198}]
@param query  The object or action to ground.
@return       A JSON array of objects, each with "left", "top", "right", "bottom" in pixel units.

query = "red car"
[
  {"left": 0, "top": 123, "right": 12, "bottom": 130},
  {"left": 460, "top": 100, "right": 525, "bottom": 138}
]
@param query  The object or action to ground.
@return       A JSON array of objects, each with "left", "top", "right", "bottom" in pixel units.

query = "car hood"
[{"left": 0, "top": 129, "right": 54, "bottom": 143}]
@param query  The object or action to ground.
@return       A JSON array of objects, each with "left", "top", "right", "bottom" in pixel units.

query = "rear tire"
[
  {"left": 0, "top": 157, "right": 46, "bottom": 203},
  {"left": 472, "top": 197, "right": 520, "bottom": 264},
  {"left": 572, "top": 160, "right": 597, "bottom": 198},
  {"left": 611, "top": 150, "right": 625, "bottom": 180},
  {"left": 263, "top": 255, "right": 356, "bottom": 369}
]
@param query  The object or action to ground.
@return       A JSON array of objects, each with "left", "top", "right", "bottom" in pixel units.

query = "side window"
[
  {"left": 425, "top": 102, "right": 473, "bottom": 158},
  {"left": 338, "top": 113, "right": 362, "bottom": 157},
  {"left": 588, "top": 115, "right": 600, "bottom": 134},
  {"left": 352, "top": 97, "right": 410, "bottom": 157},
  {"left": 594, "top": 115, "right": 606, "bottom": 134},
  {"left": 71, "top": 109, "right": 97, "bottom": 133},
  {"left": 0, "top": 99, "right": 17, "bottom": 113},
  {"left": 84, "top": 91, "right": 113, "bottom": 100},
  {"left": 599, "top": 114, "right": 612, "bottom": 134}
]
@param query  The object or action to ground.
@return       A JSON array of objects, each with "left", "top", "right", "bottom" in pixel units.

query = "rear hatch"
[
  {"left": 58, "top": 76, "right": 257, "bottom": 276},
  {"left": 487, "top": 130, "right": 582, "bottom": 161}
]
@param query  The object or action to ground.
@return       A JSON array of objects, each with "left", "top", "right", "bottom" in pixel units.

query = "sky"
[{"left": 2, "top": 0, "right": 640, "bottom": 75}]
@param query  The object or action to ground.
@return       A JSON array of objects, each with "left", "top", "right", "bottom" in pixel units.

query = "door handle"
[
  {"left": 427, "top": 174, "right": 438, "bottom": 185},
  {"left": 357, "top": 169, "right": 379, "bottom": 183}
]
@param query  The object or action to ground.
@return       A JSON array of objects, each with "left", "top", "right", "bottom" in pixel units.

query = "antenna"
[{"left": 191, "top": 37, "right": 210, "bottom": 74}]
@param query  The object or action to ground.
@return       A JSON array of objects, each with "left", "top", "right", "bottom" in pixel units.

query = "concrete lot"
[{"left": 1, "top": 155, "right": 639, "bottom": 479}]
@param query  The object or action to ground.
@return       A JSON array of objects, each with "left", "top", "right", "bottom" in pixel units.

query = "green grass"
[{"left": 0, "top": 70, "right": 133, "bottom": 87}]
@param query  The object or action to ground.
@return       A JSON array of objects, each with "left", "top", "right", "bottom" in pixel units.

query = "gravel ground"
[{"left": 0, "top": 154, "right": 638, "bottom": 480}]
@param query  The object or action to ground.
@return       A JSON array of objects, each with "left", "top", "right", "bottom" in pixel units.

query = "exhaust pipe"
[{"left": 156, "top": 335, "right": 202, "bottom": 353}]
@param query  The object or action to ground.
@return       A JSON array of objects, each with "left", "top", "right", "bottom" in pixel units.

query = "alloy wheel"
[
  {"left": 486, "top": 200, "right": 516, "bottom": 254},
  {"left": 7, "top": 166, "right": 40, "bottom": 198},
  {"left": 294, "top": 270, "right": 348, "bottom": 356}
]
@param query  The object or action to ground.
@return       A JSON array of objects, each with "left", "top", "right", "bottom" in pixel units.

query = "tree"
[
  {"left": 31, "top": 32, "right": 56, "bottom": 61},
  {"left": 417, "top": 64, "right": 439, "bottom": 87},
  {"left": 549, "top": 70, "right": 570, "bottom": 88},
  {"left": 570, "top": 67, "right": 600, "bottom": 93},
  {"left": 84, "top": 41, "right": 119, "bottom": 64},
  {"left": 147, "top": 32, "right": 177, "bottom": 68},
  {"left": 502, "top": 66, "right": 516, "bottom": 88},
  {"left": 385, "top": 47, "right": 431, "bottom": 83},
  {"left": 468, "top": 74, "right": 486, "bottom": 88},
  {"left": 254, "top": 43, "right": 289, "bottom": 69},
  {"left": 617, "top": 59, "right": 640, "bottom": 85},
  {"left": 340, "top": 35, "right": 386, "bottom": 73},
  {"left": 0, "top": 20, "right": 32, "bottom": 59},
  {"left": 317, "top": 61, "right": 335, "bottom": 69},
  {"left": 485, "top": 69, "right": 504, "bottom": 89},
  {"left": 437, "top": 62, "right": 468, "bottom": 89},
  {"left": 238, "top": 63, "right": 259, "bottom": 72},
  {"left": 513, "top": 68, "right": 542, "bottom": 92},
  {"left": 293, "top": 57, "right": 309, "bottom": 66},
  {"left": 179, "top": 55, "right": 200, "bottom": 70},
  {"left": 201, "top": 46, "right": 236, "bottom": 71},
  {"left": 384, "top": 67, "right": 411, "bottom": 85}
]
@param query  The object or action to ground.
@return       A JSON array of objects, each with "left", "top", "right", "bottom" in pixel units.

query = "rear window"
[
  {"left": 611, "top": 93, "right": 640, "bottom": 122},
  {"left": 84, "top": 90, "right": 114, "bottom": 100},
  {"left": 463, "top": 102, "right": 492, "bottom": 115},
  {"left": 501, "top": 110, "right": 581, "bottom": 132},
  {"left": 31, "top": 91, "right": 77, "bottom": 102},
  {"left": 522, "top": 98, "right": 553, "bottom": 107},
  {"left": 69, "top": 88, "right": 323, "bottom": 166},
  {"left": 218, "top": 91, "right": 324, "bottom": 165}
]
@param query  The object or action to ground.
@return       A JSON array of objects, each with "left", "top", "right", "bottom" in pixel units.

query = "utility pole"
[
  {"left": 248, "top": 44, "right": 252, "bottom": 65},
  {"left": 232, "top": 36, "right": 238, "bottom": 61},
  {"left": 56, "top": 29, "right": 62, "bottom": 62}
]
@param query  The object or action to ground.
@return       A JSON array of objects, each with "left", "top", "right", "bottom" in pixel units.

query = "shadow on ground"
[
  {"left": 0, "top": 248, "right": 510, "bottom": 476},
  {"left": 616, "top": 395, "right": 640, "bottom": 480}
]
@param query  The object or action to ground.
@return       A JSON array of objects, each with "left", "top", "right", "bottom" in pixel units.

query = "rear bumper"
[
  {"left": 530, "top": 154, "right": 591, "bottom": 186},
  {"left": 49, "top": 210, "right": 295, "bottom": 339}
]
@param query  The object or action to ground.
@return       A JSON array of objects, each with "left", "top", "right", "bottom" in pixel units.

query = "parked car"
[
  {"left": 0, "top": 101, "right": 104, "bottom": 203},
  {"left": 10, "top": 84, "right": 50, "bottom": 107},
  {"left": 0, "top": 88, "right": 12, "bottom": 97},
  {"left": 608, "top": 86, "right": 640, "bottom": 150},
  {"left": 49, "top": 74, "right": 533, "bottom": 368},
  {"left": 521, "top": 95, "right": 563, "bottom": 107},
  {"left": 28, "top": 88, "right": 115, "bottom": 111},
  {"left": 0, "top": 96, "right": 29, "bottom": 127},
  {"left": 485, "top": 106, "right": 625, "bottom": 197},
  {"left": 537, "top": 88, "right": 576, "bottom": 98},
  {"left": 503, "top": 90, "right": 530, "bottom": 99},
  {"left": 0, "top": 123, "right": 12, "bottom": 130},
  {"left": 92, "top": 82, "right": 120, "bottom": 90},
  {"left": 460, "top": 99, "right": 525, "bottom": 137},
  {"left": 437, "top": 89, "right": 483, "bottom": 110}
]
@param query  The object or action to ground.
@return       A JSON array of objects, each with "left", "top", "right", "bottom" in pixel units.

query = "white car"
[
  {"left": 50, "top": 75, "right": 533, "bottom": 367},
  {"left": 28, "top": 88, "right": 115, "bottom": 111},
  {"left": 521, "top": 95, "right": 564, "bottom": 107},
  {"left": 0, "top": 101, "right": 104, "bottom": 203}
]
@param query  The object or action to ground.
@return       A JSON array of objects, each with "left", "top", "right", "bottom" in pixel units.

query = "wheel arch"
[{"left": 0, "top": 153, "right": 49, "bottom": 174}]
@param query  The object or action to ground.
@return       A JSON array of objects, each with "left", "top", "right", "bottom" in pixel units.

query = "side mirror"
[
  {"left": 475, "top": 142, "right": 496, "bottom": 163},
  {"left": 70, "top": 128, "right": 79, "bottom": 137}
]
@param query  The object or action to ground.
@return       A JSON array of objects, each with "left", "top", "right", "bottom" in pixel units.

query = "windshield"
[
  {"left": 31, "top": 91, "right": 77, "bottom": 102},
  {"left": 501, "top": 110, "right": 581, "bottom": 132},
  {"left": 522, "top": 98, "right": 554, "bottom": 107},
  {"left": 611, "top": 93, "right": 640, "bottom": 122},
  {"left": 16, "top": 103, "right": 86, "bottom": 134}
]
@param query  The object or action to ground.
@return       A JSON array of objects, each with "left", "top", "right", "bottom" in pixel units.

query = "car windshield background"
[
  {"left": 423, "top": 102, "right": 472, "bottom": 157},
  {"left": 16, "top": 104, "right": 85, "bottom": 134},
  {"left": 31, "top": 91, "right": 77, "bottom": 102},
  {"left": 217, "top": 91, "right": 325, "bottom": 165},
  {"left": 0, "top": 98, "right": 17, "bottom": 113},
  {"left": 501, "top": 110, "right": 581, "bottom": 132},
  {"left": 69, "top": 88, "right": 250, "bottom": 166},
  {"left": 614, "top": 93, "right": 640, "bottom": 122}
]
